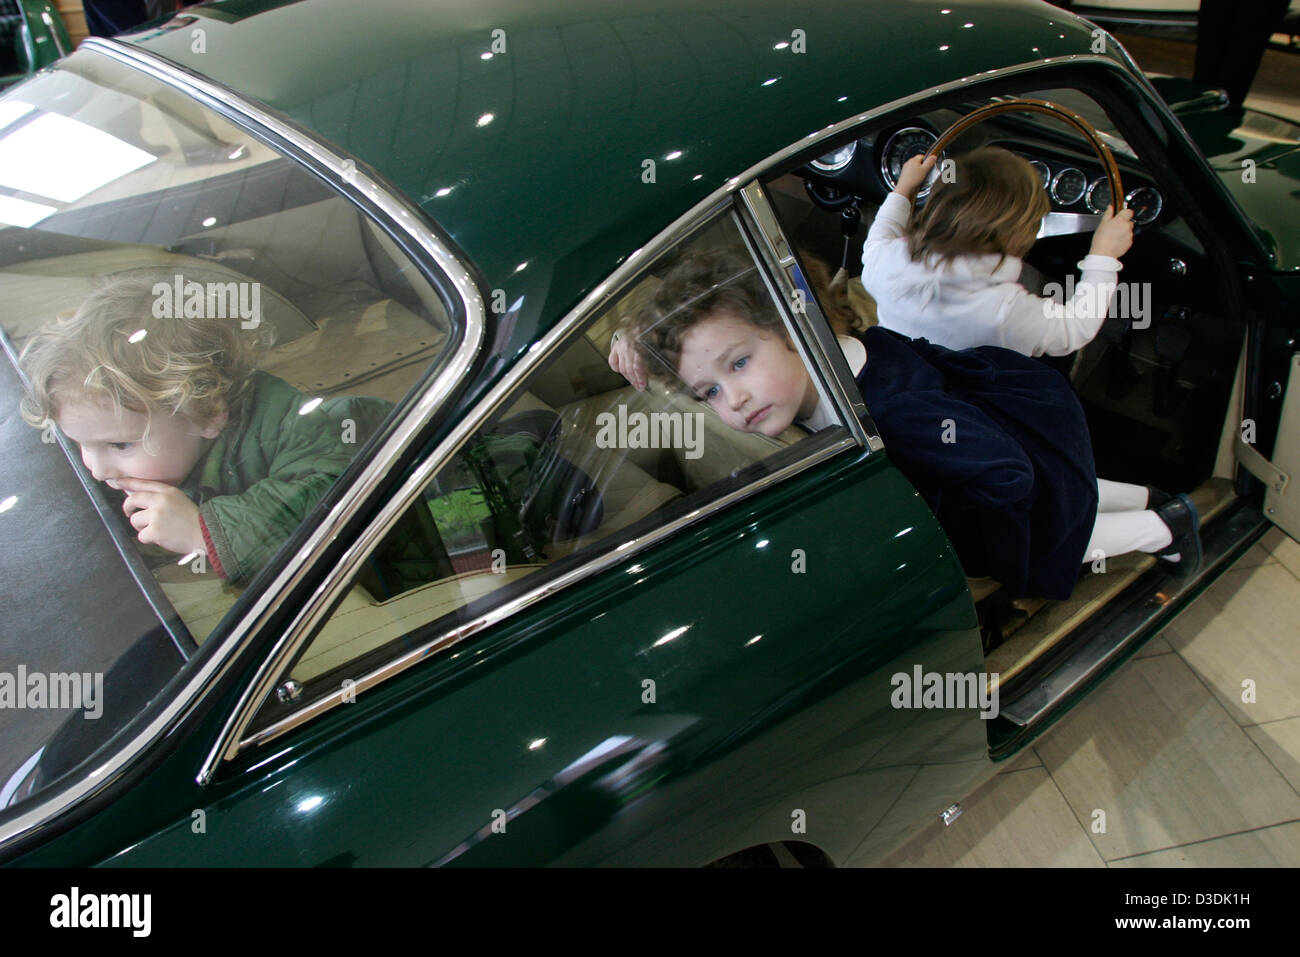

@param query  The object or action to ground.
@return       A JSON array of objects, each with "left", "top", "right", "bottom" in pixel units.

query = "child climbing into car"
[
  {"left": 860, "top": 148, "right": 1135, "bottom": 356},
  {"left": 607, "top": 248, "right": 1201, "bottom": 598},
  {"left": 19, "top": 272, "right": 392, "bottom": 585}
]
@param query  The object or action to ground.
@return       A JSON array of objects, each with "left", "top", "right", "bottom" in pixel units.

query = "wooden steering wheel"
[{"left": 924, "top": 97, "right": 1124, "bottom": 212}]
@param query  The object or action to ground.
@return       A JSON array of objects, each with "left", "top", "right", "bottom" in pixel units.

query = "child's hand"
[
  {"left": 1090, "top": 205, "right": 1135, "bottom": 259},
  {"left": 114, "top": 478, "right": 205, "bottom": 557},
  {"left": 608, "top": 329, "right": 648, "bottom": 391},
  {"left": 895, "top": 153, "right": 937, "bottom": 199}
]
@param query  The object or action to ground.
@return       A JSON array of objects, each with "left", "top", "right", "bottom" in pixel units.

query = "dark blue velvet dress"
[{"left": 853, "top": 327, "right": 1099, "bottom": 599}]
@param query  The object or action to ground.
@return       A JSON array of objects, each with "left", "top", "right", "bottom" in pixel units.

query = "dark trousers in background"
[
  {"left": 1194, "top": 0, "right": 1290, "bottom": 105},
  {"left": 83, "top": 0, "right": 177, "bottom": 37}
]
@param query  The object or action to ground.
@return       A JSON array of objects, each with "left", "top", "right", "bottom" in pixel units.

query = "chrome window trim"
[
  {"left": 214, "top": 55, "right": 1136, "bottom": 766},
  {"left": 0, "top": 41, "right": 484, "bottom": 850}
]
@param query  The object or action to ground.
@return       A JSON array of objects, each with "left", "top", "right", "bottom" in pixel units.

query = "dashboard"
[{"left": 800, "top": 116, "right": 1167, "bottom": 237}]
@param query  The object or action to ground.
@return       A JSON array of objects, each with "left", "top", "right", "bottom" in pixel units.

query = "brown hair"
[
  {"left": 19, "top": 271, "right": 268, "bottom": 447},
  {"left": 631, "top": 248, "right": 788, "bottom": 379},
  {"left": 907, "top": 147, "right": 1049, "bottom": 270}
]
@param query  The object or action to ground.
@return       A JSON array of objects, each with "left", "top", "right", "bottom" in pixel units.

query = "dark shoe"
[
  {"left": 1155, "top": 493, "right": 1202, "bottom": 575},
  {"left": 1146, "top": 486, "right": 1172, "bottom": 510}
]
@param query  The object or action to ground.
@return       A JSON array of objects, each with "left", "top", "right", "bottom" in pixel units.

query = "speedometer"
[{"left": 880, "top": 127, "right": 941, "bottom": 198}]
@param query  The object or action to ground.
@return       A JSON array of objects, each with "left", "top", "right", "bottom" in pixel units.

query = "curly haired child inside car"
[{"left": 19, "top": 272, "right": 391, "bottom": 584}]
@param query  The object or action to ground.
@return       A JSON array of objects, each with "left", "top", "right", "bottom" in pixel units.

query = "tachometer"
[
  {"left": 881, "top": 127, "right": 941, "bottom": 198},
  {"left": 1125, "top": 186, "right": 1163, "bottom": 225},
  {"left": 1050, "top": 167, "right": 1087, "bottom": 206},
  {"left": 1028, "top": 160, "right": 1051, "bottom": 189}
]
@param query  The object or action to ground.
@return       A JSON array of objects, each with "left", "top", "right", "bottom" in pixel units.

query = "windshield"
[
  {"left": 0, "top": 49, "right": 457, "bottom": 813},
  {"left": 989, "top": 87, "right": 1138, "bottom": 160}
]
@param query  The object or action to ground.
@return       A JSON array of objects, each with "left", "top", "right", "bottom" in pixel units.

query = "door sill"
[{"left": 990, "top": 498, "right": 1267, "bottom": 745}]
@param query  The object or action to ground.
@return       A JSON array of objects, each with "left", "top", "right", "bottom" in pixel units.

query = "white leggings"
[{"left": 1082, "top": 479, "right": 1174, "bottom": 563}]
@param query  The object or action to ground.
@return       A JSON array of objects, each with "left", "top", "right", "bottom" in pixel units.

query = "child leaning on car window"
[
  {"left": 608, "top": 249, "right": 1202, "bottom": 599},
  {"left": 861, "top": 147, "right": 1135, "bottom": 357},
  {"left": 19, "top": 272, "right": 392, "bottom": 585}
]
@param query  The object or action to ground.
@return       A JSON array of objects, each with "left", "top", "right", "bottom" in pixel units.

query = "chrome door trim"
[
  {"left": 212, "top": 56, "right": 1138, "bottom": 764},
  {"left": 0, "top": 41, "right": 484, "bottom": 849}
]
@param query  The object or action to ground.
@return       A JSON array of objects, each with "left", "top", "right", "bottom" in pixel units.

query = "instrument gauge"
[
  {"left": 1125, "top": 186, "right": 1163, "bottom": 225},
  {"left": 881, "top": 127, "right": 941, "bottom": 198},
  {"left": 810, "top": 140, "right": 858, "bottom": 173},
  {"left": 1085, "top": 176, "right": 1112, "bottom": 214},
  {"left": 1028, "top": 160, "right": 1051, "bottom": 189},
  {"left": 1050, "top": 167, "right": 1087, "bottom": 206}
]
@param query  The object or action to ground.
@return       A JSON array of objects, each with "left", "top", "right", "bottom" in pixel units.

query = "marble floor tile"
[
  {"left": 1258, "top": 526, "right": 1300, "bottom": 582},
  {"left": 1110, "top": 821, "right": 1300, "bottom": 867},
  {"left": 1227, "top": 538, "right": 1280, "bottom": 571},
  {"left": 1134, "top": 635, "right": 1173, "bottom": 659},
  {"left": 882, "top": 767, "right": 1104, "bottom": 867},
  {"left": 998, "top": 747, "right": 1042, "bottom": 774},
  {"left": 1245, "top": 716, "right": 1300, "bottom": 796},
  {"left": 1033, "top": 654, "right": 1300, "bottom": 860},
  {"left": 1163, "top": 564, "right": 1300, "bottom": 725}
]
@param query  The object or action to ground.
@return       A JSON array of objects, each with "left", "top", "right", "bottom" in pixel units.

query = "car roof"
[{"left": 123, "top": 0, "right": 1119, "bottom": 348}]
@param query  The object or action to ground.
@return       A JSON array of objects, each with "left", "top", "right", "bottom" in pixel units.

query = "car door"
[{"left": 81, "top": 196, "right": 992, "bottom": 868}]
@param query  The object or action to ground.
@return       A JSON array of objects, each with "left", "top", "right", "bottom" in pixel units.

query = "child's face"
[
  {"left": 55, "top": 395, "right": 224, "bottom": 488},
  {"left": 676, "top": 310, "right": 819, "bottom": 437}
]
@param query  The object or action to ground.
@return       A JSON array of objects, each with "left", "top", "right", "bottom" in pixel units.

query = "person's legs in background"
[{"left": 1194, "top": 0, "right": 1290, "bottom": 106}]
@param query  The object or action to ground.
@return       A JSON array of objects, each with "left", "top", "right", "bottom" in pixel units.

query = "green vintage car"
[{"left": 0, "top": 0, "right": 1297, "bottom": 867}]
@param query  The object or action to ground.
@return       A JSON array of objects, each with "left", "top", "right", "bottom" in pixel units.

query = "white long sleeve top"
[{"left": 860, "top": 192, "right": 1123, "bottom": 357}]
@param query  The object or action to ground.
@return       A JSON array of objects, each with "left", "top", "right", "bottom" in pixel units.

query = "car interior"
[{"left": 766, "top": 79, "right": 1254, "bottom": 710}]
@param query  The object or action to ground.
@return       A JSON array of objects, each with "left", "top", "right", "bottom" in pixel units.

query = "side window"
[
  {"left": 2, "top": 57, "right": 456, "bottom": 647},
  {"left": 0, "top": 53, "right": 460, "bottom": 811},
  {"left": 257, "top": 208, "right": 850, "bottom": 723}
]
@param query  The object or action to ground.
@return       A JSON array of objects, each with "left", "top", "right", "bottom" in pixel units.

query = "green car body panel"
[
  {"left": 16, "top": 456, "right": 984, "bottom": 866},
  {"left": 4, "top": 0, "right": 1295, "bottom": 865},
  {"left": 1178, "top": 108, "right": 1300, "bottom": 273}
]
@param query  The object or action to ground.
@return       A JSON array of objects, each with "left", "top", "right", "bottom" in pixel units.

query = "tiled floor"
[{"left": 883, "top": 529, "right": 1300, "bottom": 867}]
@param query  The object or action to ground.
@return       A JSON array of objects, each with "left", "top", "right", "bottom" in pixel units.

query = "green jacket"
[{"left": 186, "top": 371, "right": 392, "bottom": 584}]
